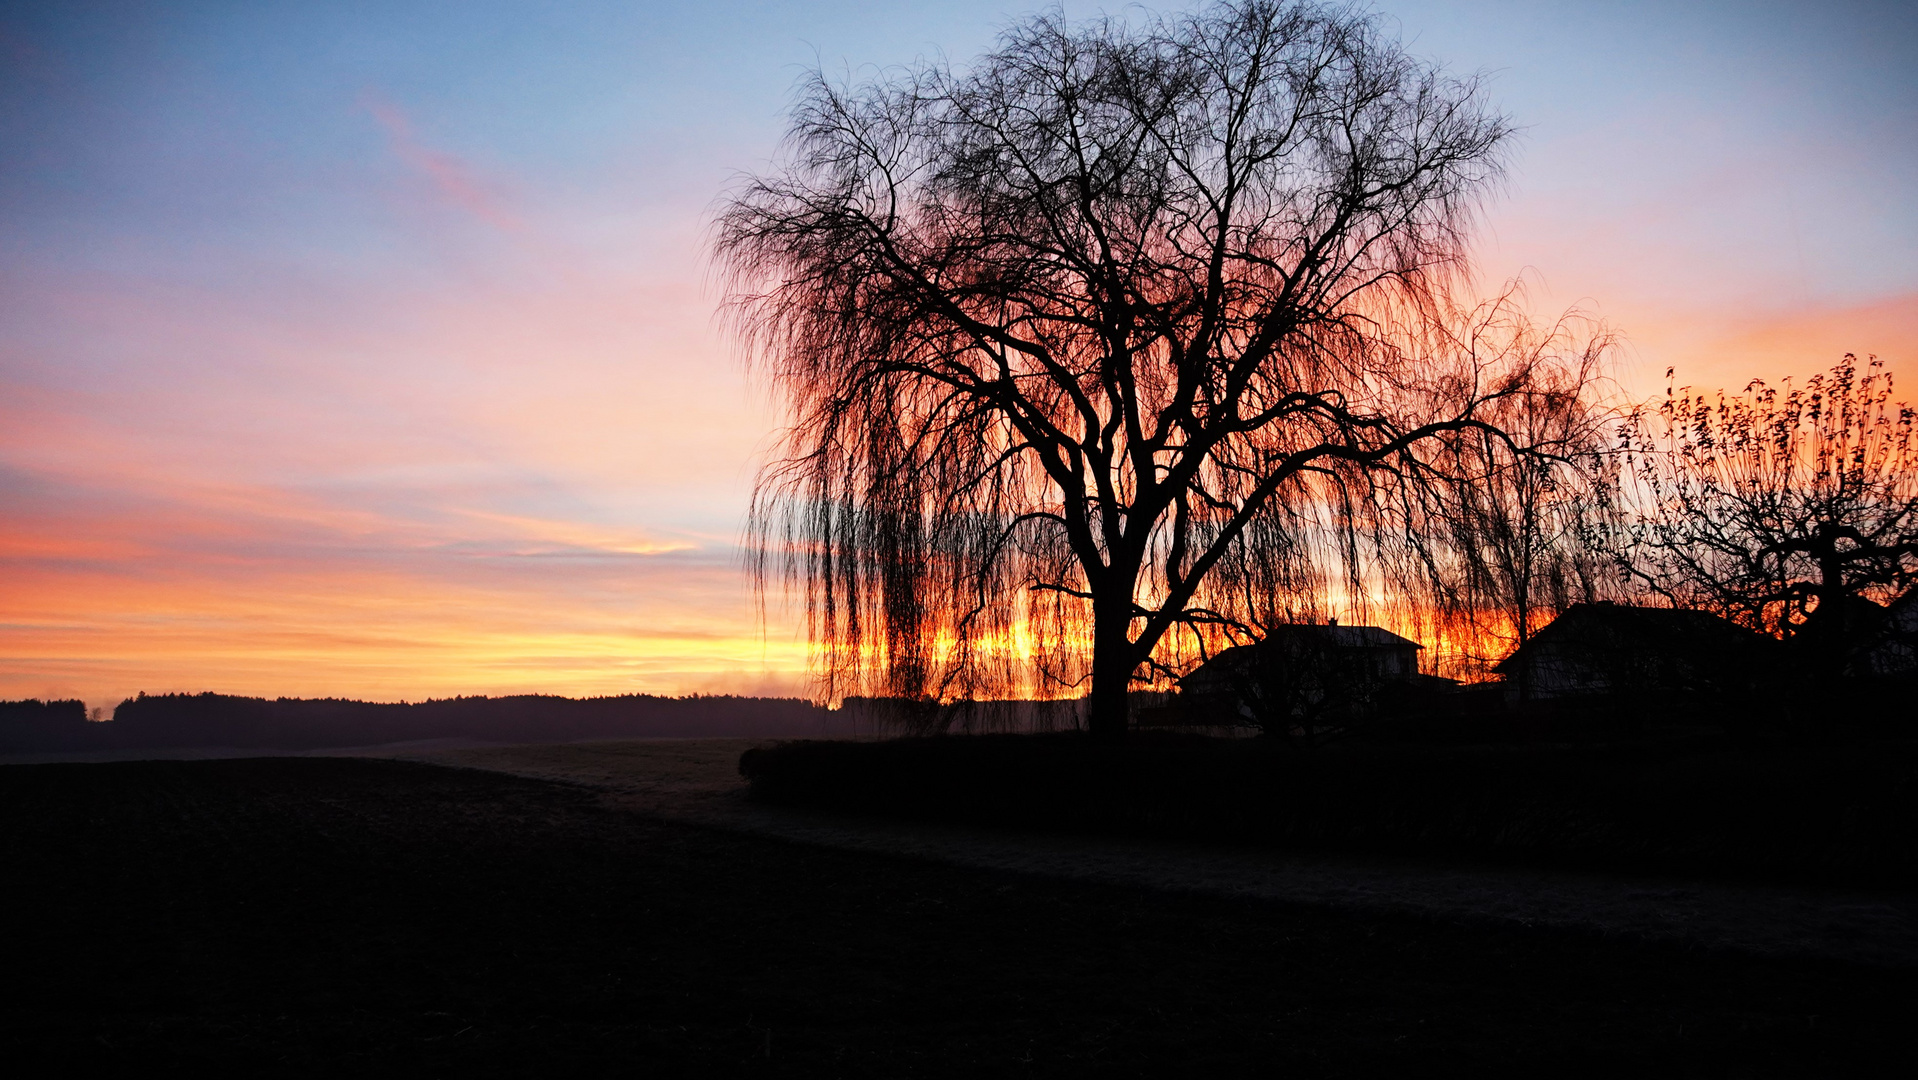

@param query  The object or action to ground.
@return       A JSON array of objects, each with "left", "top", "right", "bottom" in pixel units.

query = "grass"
[{"left": 739, "top": 730, "right": 1918, "bottom": 890}]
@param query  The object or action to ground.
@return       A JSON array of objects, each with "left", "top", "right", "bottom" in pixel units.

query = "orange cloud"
[
  {"left": 0, "top": 213, "right": 815, "bottom": 713},
  {"left": 1615, "top": 292, "right": 1918, "bottom": 398},
  {"left": 0, "top": 512, "right": 809, "bottom": 711},
  {"left": 0, "top": 405, "right": 802, "bottom": 711}
]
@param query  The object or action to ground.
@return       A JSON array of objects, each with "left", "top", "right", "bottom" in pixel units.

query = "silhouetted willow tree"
[
  {"left": 716, "top": 0, "right": 1592, "bottom": 735},
  {"left": 1618, "top": 355, "right": 1918, "bottom": 673}
]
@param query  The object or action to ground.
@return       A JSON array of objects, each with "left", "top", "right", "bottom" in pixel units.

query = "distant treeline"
[{"left": 0, "top": 693, "right": 840, "bottom": 755}]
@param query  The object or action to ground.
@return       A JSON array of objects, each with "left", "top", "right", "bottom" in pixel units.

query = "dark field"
[
  {"left": 0, "top": 692, "right": 840, "bottom": 755},
  {"left": 1, "top": 758, "right": 1909, "bottom": 1076},
  {"left": 742, "top": 732, "right": 1918, "bottom": 890}
]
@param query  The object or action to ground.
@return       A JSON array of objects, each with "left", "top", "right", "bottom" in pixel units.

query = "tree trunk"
[
  {"left": 1513, "top": 594, "right": 1532, "bottom": 705},
  {"left": 1806, "top": 540, "right": 1852, "bottom": 689},
  {"left": 1086, "top": 605, "right": 1136, "bottom": 741}
]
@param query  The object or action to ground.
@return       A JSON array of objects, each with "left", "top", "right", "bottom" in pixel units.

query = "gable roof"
[
  {"left": 1888, "top": 589, "right": 1918, "bottom": 631},
  {"left": 1180, "top": 624, "right": 1423, "bottom": 689},
  {"left": 1493, "top": 603, "right": 1767, "bottom": 674},
  {"left": 1257, "top": 623, "right": 1422, "bottom": 650}
]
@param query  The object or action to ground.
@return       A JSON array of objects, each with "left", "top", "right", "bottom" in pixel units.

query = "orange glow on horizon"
[
  {"left": 0, "top": 459, "right": 809, "bottom": 710},
  {"left": 2, "top": 4, "right": 1909, "bottom": 715},
  {"left": 0, "top": 553, "right": 812, "bottom": 711}
]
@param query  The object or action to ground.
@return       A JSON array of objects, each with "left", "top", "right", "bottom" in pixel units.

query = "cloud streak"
[
  {"left": 362, "top": 91, "right": 524, "bottom": 232},
  {"left": 0, "top": 460, "right": 804, "bottom": 709}
]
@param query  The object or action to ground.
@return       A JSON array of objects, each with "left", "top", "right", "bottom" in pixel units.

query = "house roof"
[
  {"left": 1260, "top": 624, "right": 1422, "bottom": 650},
  {"left": 1179, "top": 624, "right": 1423, "bottom": 688},
  {"left": 1493, "top": 603, "right": 1768, "bottom": 674},
  {"left": 1888, "top": 589, "right": 1918, "bottom": 632},
  {"left": 1797, "top": 593, "right": 1888, "bottom": 633}
]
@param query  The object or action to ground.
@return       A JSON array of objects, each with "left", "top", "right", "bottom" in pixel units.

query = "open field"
[
  {"left": 2, "top": 754, "right": 1910, "bottom": 1075},
  {"left": 392, "top": 737, "right": 1918, "bottom": 967},
  {"left": 739, "top": 732, "right": 1918, "bottom": 891}
]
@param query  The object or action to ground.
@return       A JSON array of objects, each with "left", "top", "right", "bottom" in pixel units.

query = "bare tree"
[
  {"left": 1410, "top": 301, "right": 1618, "bottom": 687},
  {"left": 716, "top": 0, "right": 1590, "bottom": 736},
  {"left": 1618, "top": 355, "right": 1918, "bottom": 678}
]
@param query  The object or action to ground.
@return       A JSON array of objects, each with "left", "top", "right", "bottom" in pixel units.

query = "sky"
[{"left": 2, "top": 0, "right": 1914, "bottom": 711}]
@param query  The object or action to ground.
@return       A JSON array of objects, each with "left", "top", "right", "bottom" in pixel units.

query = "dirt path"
[{"left": 368, "top": 738, "right": 1918, "bottom": 968}]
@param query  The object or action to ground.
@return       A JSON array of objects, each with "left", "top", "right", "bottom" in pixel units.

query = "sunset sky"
[{"left": 3, "top": 1, "right": 1914, "bottom": 711}]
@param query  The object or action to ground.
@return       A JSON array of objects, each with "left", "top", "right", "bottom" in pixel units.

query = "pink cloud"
[{"left": 361, "top": 91, "right": 523, "bottom": 231}]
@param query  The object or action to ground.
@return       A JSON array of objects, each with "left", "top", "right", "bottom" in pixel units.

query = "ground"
[{"left": 0, "top": 755, "right": 1909, "bottom": 1076}]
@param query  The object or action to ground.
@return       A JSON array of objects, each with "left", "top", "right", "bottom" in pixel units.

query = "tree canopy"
[
  {"left": 1619, "top": 355, "right": 1918, "bottom": 673},
  {"left": 716, "top": 0, "right": 1603, "bottom": 733}
]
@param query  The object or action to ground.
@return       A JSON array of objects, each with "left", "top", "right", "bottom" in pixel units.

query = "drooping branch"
[{"left": 715, "top": 1, "right": 1599, "bottom": 730}]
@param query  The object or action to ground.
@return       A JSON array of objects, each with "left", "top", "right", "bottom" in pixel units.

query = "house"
[
  {"left": 1872, "top": 590, "right": 1918, "bottom": 677},
  {"left": 1829, "top": 590, "right": 1918, "bottom": 680},
  {"left": 1492, "top": 603, "right": 1772, "bottom": 701},
  {"left": 1177, "top": 623, "right": 1431, "bottom": 729}
]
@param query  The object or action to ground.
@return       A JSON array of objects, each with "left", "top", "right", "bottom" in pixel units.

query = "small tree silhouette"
[
  {"left": 1619, "top": 355, "right": 1918, "bottom": 683},
  {"left": 1198, "top": 630, "right": 1377, "bottom": 745}
]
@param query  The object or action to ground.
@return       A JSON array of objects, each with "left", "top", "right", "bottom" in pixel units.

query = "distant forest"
[{"left": 0, "top": 693, "right": 844, "bottom": 755}]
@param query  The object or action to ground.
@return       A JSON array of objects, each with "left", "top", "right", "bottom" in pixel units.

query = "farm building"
[
  {"left": 1177, "top": 623, "right": 1433, "bottom": 728},
  {"left": 1492, "top": 603, "right": 1771, "bottom": 701},
  {"left": 1859, "top": 590, "right": 1918, "bottom": 678}
]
